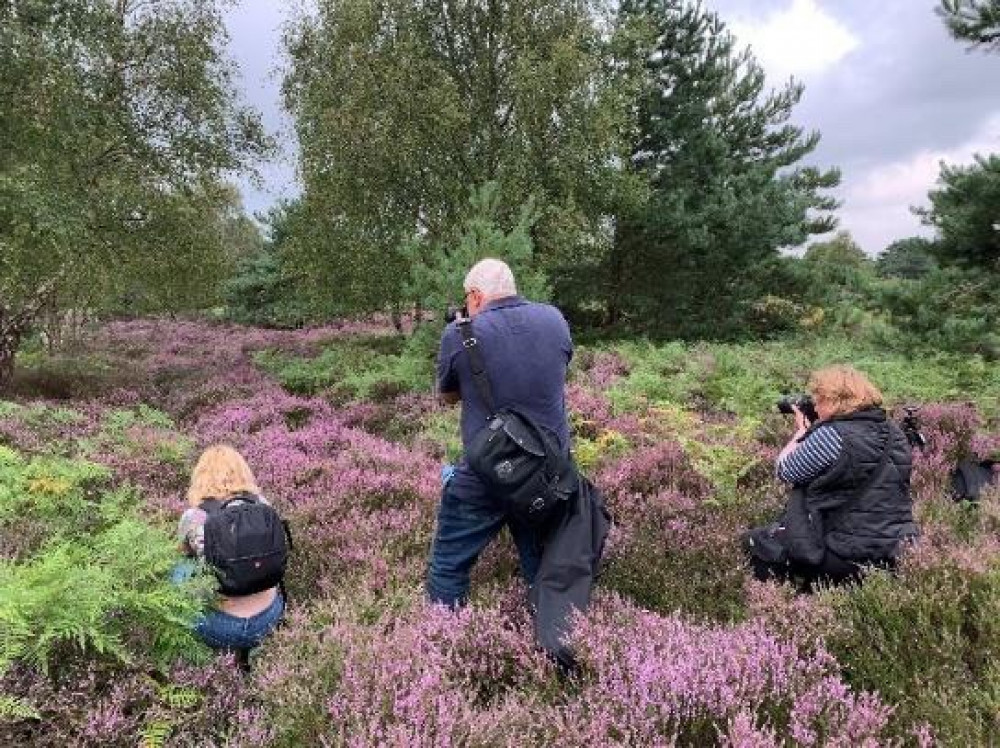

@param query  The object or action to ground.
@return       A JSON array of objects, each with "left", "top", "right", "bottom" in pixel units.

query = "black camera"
[
  {"left": 901, "top": 405, "right": 926, "bottom": 451},
  {"left": 444, "top": 304, "right": 468, "bottom": 324},
  {"left": 777, "top": 394, "right": 819, "bottom": 424}
]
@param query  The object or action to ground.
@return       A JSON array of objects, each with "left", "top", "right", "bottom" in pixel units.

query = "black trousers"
[{"left": 749, "top": 550, "right": 892, "bottom": 594}]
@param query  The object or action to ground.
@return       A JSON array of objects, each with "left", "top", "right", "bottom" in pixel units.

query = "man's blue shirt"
[{"left": 436, "top": 295, "right": 573, "bottom": 495}]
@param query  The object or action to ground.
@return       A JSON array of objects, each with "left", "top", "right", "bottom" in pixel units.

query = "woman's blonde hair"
[
  {"left": 808, "top": 365, "right": 883, "bottom": 417},
  {"left": 187, "top": 444, "right": 261, "bottom": 507}
]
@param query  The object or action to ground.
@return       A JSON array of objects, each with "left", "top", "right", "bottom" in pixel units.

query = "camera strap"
[{"left": 457, "top": 318, "right": 497, "bottom": 416}]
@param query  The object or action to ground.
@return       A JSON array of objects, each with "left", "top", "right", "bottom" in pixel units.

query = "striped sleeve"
[{"left": 776, "top": 424, "right": 844, "bottom": 485}]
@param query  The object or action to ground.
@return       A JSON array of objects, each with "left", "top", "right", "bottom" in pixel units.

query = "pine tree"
[
  {"left": 939, "top": 0, "right": 1000, "bottom": 51},
  {"left": 607, "top": 0, "right": 839, "bottom": 337},
  {"left": 918, "top": 154, "right": 1000, "bottom": 271}
]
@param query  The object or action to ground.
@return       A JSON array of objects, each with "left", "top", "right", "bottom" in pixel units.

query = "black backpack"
[
  {"left": 202, "top": 494, "right": 291, "bottom": 596},
  {"left": 457, "top": 319, "right": 578, "bottom": 527},
  {"left": 950, "top": 460, "right": 998, "bottom": 502}
]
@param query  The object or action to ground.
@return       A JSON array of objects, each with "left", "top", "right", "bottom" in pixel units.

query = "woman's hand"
[
  {"left": 792, "top": 405, "right": 811, "bottom": 436},
  {"left": 777, "top": 405, "right": 811, "bottom": 467}
]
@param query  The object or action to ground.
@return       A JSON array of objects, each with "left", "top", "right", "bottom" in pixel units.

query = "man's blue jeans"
[{"left": 426, "top": 482, "right": 542, "bottom": 608}]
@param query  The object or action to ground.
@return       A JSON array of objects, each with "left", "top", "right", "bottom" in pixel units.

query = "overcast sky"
[{"left": 224, "top": 0, "right": 1000, "bottom": 254}]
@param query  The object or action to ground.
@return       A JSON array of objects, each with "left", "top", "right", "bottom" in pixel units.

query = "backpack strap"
[
  {"left": 201, "top": 493, "right": 260, "bottom": 514},
  {"left": 456, "top": 318, "right": 497, "bottom": 417},
  {"left": 853, "top": 425, "right": 893, "bottom": 499},
  {"left": 200, "top": 498, "right": 224, "bottom": 515},
  {"left": 220, "top": 493, "right": 260, "bottom": 509}
]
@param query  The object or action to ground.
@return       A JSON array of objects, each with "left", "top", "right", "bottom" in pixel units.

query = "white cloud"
[
  {"left": 728, "top": 0, "right": 859, "bottom": 82},
  {"left": 840, "top": 112, "right": 1000, "bottom": 252}
]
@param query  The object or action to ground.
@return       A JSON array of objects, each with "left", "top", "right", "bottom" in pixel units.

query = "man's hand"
[{"left": 439, "top": 390, "right": 460, "bottom": 406}]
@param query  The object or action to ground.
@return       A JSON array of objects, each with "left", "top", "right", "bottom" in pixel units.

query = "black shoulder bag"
[
  {"left": 951, "top": 459, "right": 998, "bottom": 502},
  {"left": 456, "top": 319, "right": 578, "bottom": 527}
]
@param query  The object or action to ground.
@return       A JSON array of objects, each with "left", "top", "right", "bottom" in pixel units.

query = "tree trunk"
[
  {"left": 605, "top": 221, "right": 630, "bottom": 327},
  {"left": 0, "top": 327, "right": 21, "bottom": 393}
]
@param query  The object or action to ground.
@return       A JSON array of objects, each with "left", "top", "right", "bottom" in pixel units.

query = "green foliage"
[
  {"left": 918, "top": 154, "right": 1000, "bottom": 271},
  {"left": 604, "top": 341, "right": 700, "bottom": 412},
  {"left": 603, "top": 538, "right": 748, "bottom": 622},
  {"left": 103, "top": 405, "right": 175, "bottom": 434},
  {"left": 876, "top": 267, "right": 1000, "bottom": 360},
  {"left": 139, "top": 719, "right": 174, "bottom": 748},
  {"left": 573, "top": 430, "right": 630, "bottom": 473},
  {"left": 0, "top": 695, "right": 40, "bottom": 723},
  {"left": 784, "top": 158, "right": 999, "bottom": 360},
  {"left": 800, "top": 231, "right": 874, "bottom": 298},
  {"left": 255, "top": 334, "right": 431, "bottom": 401},
  {"left": 825, "top": 560, "right": 1000, "bottom": 744},
  {"left": 939, "top": 0, "right": 1000, "bottom": 50},
  {"left": 224, "top": 249, "right": 308, "bottom": 328},
  {"left": 224, "top": 201, "right": 317, "bottom": 327},
  {"left": 282, "top": 0, "right": 638, "bottom": 314},
  {"left": 0, "top": 519, "right": 210, "bottom": 676},
  {"left": 73, "top": 405, "right": 195, "bottom": 472},
  {"left": 877, "top": 237, "right": 938, "bottom": 280},
  {"left": 604, "top": 337, "right": 1000, "bottom": 421},
  {"left": 601, "top": 0, "right": 840, "bottom": 337},
  {"left": 0, "top": 0, "right": 269, "bottom": 387},
  {"left": 406, "top": 182, "right": 552, "bottom": 353},
  {"left": 0, "top": 446, "right": 211, "bottom": 678},
  {"left": 0, "top": 450, "right": 114, "bottom": 554}
]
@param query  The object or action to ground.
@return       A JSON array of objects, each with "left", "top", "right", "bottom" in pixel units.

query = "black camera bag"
[
  {"left": 950, "top": 460, "right": 998, "bottom": 502},
  {"left": 202, "top": 494, "right": 292, "bottom": 596},
  {"left": 457, "top": 319, "right": 577, "bottom": 527}
]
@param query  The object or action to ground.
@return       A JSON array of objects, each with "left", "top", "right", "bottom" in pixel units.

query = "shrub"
[
  {"left": 0, "top": 448, "right": 113, "bottom": 558},
  {"left": 560, "top": 594, "right": 895, "bottom": 746},
  {"left": 0, "top": 515, "right": 210, "bottom": 676},
  {"left": 1, "top": 656, "right": 248, "bottom": 747},
  {"left": 824, "top": 552, "right": 1000, "bottom": 744}
]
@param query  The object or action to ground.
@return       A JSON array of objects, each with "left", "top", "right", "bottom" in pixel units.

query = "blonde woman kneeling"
[{"left": 174, "top": 445, "right": 287, "bottom": 650}]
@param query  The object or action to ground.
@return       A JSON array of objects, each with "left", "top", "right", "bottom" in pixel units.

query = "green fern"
[
  {"left": 157, "top": 683, "right": 202, "bottom": 711},
  {"left": 0, "top": 464, "right": 211, "bottom": 675},
  {"left": 0, "top": 694, "right": 40, "bottom": 723},
  {"left": 139, "top": 719, "right": 173, "bottom": 748}
]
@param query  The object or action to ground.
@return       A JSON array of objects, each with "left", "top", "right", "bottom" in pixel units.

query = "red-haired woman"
[{"left": 746, "top": 366, "right": 919, "bottom": 592}]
